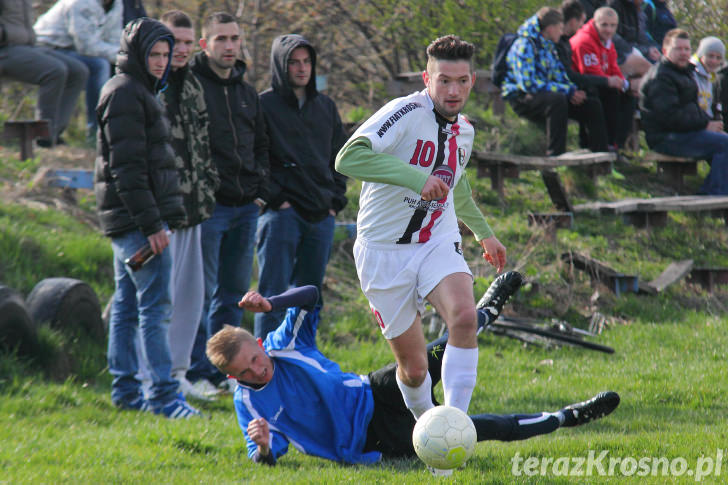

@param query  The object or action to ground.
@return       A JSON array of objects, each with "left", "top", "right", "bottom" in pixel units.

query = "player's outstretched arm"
[
  {"left": 238, "top": 286, "right": 319, "bottom": 313},
  {"left": 335, "top": 137, "right": 429, "bottom": 193}
]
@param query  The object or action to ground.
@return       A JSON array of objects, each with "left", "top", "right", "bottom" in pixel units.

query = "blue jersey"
[{"left": 233, "top": 307, "right": 381, "bottom": 464}]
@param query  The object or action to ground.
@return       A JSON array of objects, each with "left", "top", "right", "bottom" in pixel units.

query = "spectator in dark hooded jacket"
[
  {"left": 254, "top": 34, "right": 348, "bottom": 338},
  {"left": 186, "top": 12, "right": 270, "bottom": 394},
  {"left": 94, "top": 17, "right": 200, "bottom": 418}
]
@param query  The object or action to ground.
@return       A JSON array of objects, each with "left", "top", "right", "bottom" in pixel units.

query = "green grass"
[
  {"left": 1, "top": 309, "right": 726, "bottom": 483},
  {"left": 1, "top": 116, "right": 728, "bottom": 482}
]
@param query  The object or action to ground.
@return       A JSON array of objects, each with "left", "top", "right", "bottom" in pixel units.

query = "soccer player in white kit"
[{"left": 335, "top": 35, "right": 507, "bottom": 420}]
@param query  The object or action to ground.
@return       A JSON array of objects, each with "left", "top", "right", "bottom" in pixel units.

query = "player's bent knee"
[
  {"left": 399, "top": 362, "right": 429, "bottom": 387},
  {"left": 446, "top": 307, "right": 477, "bottom": 333}
]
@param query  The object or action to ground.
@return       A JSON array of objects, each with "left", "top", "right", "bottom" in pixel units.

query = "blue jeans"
[
  {"left": 108, "top": 229, "right": 177, "bottom": 408},
  {"left": 652, "top": 130, "right": 728, "bottom": 195},
  {"left": 188, "top": 202, "right": 258, "bottom": 383},
  {"left": 254, "top": 207, "right": 335, "bottom": 338},
  {"left": 58, "top": 50, "right": 110, "bottom": 132}
]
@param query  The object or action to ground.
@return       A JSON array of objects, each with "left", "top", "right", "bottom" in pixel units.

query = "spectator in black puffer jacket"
[
  {"left": 640, "top": 29, "right": 728, "bottom": 195},
  {"left": 94, "top": 17, "right": 200, "bottom": 419}
]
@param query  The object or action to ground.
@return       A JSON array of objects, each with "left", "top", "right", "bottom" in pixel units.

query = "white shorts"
[{"left": 353, "top": 232, "right": 472, "bottom": 339}]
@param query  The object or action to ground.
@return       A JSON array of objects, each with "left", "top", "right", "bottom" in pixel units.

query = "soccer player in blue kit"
[{"left": 205, "top": 283, "right": 620, "bottom": 468}]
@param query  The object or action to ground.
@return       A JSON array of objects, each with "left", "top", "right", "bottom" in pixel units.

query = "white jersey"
[{"left": 352, "top": 89, "right": 474, "bottom": 244}]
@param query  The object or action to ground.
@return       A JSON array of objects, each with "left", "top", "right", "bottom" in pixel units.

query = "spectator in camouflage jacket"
[{"left": 151, "top": 10, "right": 219, "bottom": 401}]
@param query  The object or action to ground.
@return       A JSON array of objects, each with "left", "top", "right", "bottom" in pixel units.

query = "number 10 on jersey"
[{"left": 409, "top": 139, "right": 436, "bottom": 167}]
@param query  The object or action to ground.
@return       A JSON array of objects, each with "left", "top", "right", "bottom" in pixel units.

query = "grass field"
[
  {"left": 2, "top": 306, "right": 726, "bottom": 484},
  {"left": 1, "top": 127, "right": 727, "bottom": 483}
]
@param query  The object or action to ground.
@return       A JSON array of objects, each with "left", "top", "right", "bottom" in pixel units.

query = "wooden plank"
[
  {"left": 575, "top": 196, "right": 728, "bottom": 215},
  {"left": 643, "top": 152, "right": 700, "bottom": 162},
  {"left": 541, "top": 170, "right": 572, "bottom": 212},
  {"left": 574, "top": 198, "right": 643, "bottom": 214},
  {"left": 562, "top": 252, "right": 621, "bottom": 278},
  {"left": 528, "top": 212, "right": 573, "bottom": 229},
  {"left": 647, "top": 259, "right": 694, "bottom": 293},
  {"left": 638, "top": 196, "right": 728, "bottom": 212},
  {"left": 3, "top": 120, "right": 49, "bottom": 161},
  {"left": 472, "top": 150, "right": 616, "bottom": 169},
  {"left": 561, "top": 252, "right": 639, "bottom": 296}
]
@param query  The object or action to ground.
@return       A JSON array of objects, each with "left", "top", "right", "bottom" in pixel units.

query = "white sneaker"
[
  {"left": 176, "top": 373, "right": 215, "bottom": 401},
  {"left": 218, "top": 377, "right": 239, "bottom": 394},
  {"left": 190, "top": 378, "right": 222, "bottom": 399}
]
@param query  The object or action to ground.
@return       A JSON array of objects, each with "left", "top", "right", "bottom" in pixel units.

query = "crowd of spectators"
[{"left": 499, "top": 0, "right": 728, "bottom": 194}]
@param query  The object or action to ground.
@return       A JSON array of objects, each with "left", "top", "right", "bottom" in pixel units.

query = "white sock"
[
  {"left": 441, "top": 345, "right": 478, "bottom": 413},
  {"left": 396, "top": 371, "right": 434, "bottom": 420}
]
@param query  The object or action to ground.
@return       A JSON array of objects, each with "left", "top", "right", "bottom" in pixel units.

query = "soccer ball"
[{"left": 412, "top": 405, "right": 477, "bottom": 469}]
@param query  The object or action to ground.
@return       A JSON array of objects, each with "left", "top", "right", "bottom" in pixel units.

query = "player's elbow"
[{"left": 334, "top": 149, "right": 349, "bottom": 176}]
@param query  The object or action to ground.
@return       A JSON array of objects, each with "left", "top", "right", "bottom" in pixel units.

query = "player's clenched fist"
[
  {"left": 238, "top": 291, "right": 273, "bottom": 313},
  {"left": 248, "top": 417, "right": 271, "bottom": 453},
  {"left": 421, "top": 175, "right": 449, "bottom": 201}
]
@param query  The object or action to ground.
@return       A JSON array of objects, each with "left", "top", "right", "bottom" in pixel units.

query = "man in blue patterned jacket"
[{"left": 503, "top": 7, "right": 606, "bottom": 155}]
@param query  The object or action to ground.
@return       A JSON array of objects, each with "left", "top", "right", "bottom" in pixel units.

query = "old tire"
[
  {"left": 0, "top": 284, "right": 39, "bottom": 356},
  {"left": 26, "top": 277, "right": 105, "bottom": 343}
]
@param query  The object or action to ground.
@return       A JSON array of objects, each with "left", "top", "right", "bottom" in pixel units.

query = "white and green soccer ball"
[{"left": 412, "top": 405, "right": 477, "bottom": 469}]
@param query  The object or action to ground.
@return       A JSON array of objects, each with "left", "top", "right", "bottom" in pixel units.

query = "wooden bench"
[
  {"left": 574, "top": 195, "right": 728, "bottom": 228},
  {"left": 472, "top": 150, "right": 616, "bottom": 198},
  {"left": 3, "top": 120, "right": 50, "bottom": 160},
  {"left": 562, "top": 252, "right": 639, "bottom": 296},
  {"left": 642, "top": 152, "right": 703, "bottom": 190},
  {"left": 526, "top": 169, "right": 575, "bottom": 233},
  {"left": 687, "top": 267, "right": 728, "bottom": 292}
]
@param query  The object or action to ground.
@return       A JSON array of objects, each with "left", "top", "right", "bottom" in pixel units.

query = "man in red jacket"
[{"left": 570, "top": 6, "right": 636, "bottom": 149}]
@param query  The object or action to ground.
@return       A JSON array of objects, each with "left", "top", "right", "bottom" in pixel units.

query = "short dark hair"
[
  {"left": 202, "top": 11, "right": 237, "bottom": 39},
  {"left": 538, "top": 7, "right": 564, "bottom": 30},
  {"left": 561, "top": 0, "right": 585, "bottom": 23},
  {"left": 663, "top": 28, "right": 690, "bottom": 50},
  {"left": 426, "top": 35, "right": 475, "bottom": 69},
  {"left": 160, "top": 10, "right": 192, "bottom": 29},
  {"left": 207, "top": 324, "right": 256, "bottom": 371}
]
